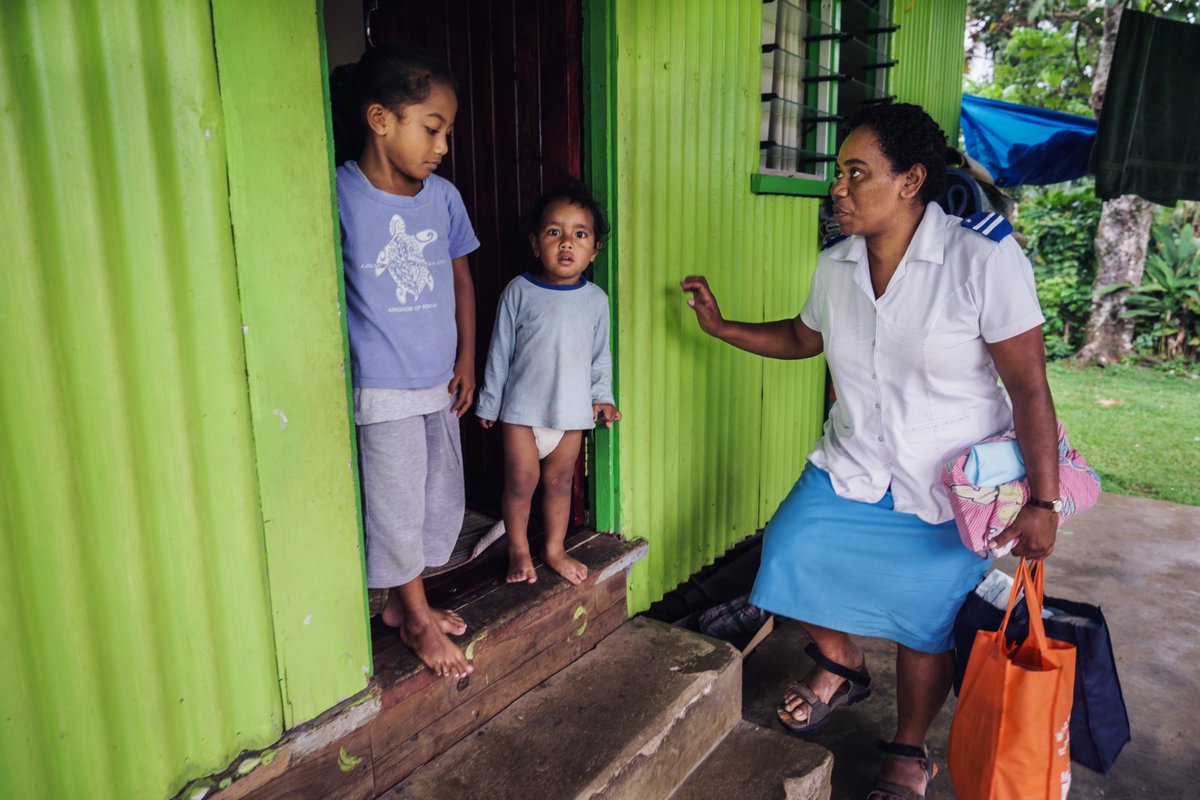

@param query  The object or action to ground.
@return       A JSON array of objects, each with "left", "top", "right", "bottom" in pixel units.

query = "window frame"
[{"left": 753, "top": 0, "right": 896, "bottom": 197}]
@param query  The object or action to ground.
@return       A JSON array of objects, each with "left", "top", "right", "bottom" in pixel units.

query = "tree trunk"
[
  {"left": 1075, "top": 1, "right": 1155, "bottom": 365},
  {"left": 1074, "top": 195, "right": 1155, "bottom": 364}
]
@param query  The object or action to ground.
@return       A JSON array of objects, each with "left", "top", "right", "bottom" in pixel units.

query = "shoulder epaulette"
[
  {"left": 821, "top": 233, "right": 849, "bottom": 250},
  {"left": 960, "top": 211, "right": 1013, "bottom": 242}
]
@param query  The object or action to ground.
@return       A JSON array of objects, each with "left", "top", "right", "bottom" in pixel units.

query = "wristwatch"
[{"left": 1027, "top": 496, "right": 1064, "bottom": 513}]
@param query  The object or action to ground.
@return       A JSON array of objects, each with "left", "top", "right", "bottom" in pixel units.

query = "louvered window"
[{"left": 755, "top": 0, "right": 898, "bottom": 195}]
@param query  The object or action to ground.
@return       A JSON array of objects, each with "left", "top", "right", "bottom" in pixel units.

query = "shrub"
[
  {"left": 1014, "top": 185, "right": 1102, "bottom": 358},
  {"left": 1119, "top": 215, "right": 1200, "bottom": 361}
]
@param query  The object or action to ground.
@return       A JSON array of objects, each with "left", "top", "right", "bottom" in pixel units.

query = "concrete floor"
[{"left": 740, "top": 492, "right": 1200, "bottom": 799}]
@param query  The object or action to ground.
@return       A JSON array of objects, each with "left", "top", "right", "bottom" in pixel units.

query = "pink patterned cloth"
[{"left": 942, "top": 421, "right": 1101, "bottom": 558}]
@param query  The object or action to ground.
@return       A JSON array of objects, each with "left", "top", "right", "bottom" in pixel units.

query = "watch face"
[{"left": 1052, "top": 499, "right": 1064, "bottom": 513}]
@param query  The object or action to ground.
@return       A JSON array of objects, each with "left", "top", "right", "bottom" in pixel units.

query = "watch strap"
[{"left": 1027, "top": 496, "right": 1061, "bottom": 511}]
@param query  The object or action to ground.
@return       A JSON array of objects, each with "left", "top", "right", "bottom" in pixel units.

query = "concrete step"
[
  {"left": 383, "top": 617, "right": 742, "bottom": 800},
  {"left": 671, "top": 720, "right": 833, "bottom": 800}
]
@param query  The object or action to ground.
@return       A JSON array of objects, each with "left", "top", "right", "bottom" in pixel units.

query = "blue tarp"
[{"left": 960, "top": 94, "right": 1097, "bottom": 187}]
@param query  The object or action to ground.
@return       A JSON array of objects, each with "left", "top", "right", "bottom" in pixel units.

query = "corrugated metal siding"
[
  {"left": 211, "top": 0, "right": 370, "bottom": 728},
  {"left": 758, "top": 201, "right": 827, "bottom": 525},
  {"left": 891, "top": 0, "right": 968, "bottom": 140},
  {"left": 612, "top": 0, "right": 827, "bottom": 612},
  {"left": 0, "top": 3, "right": 282, "bottom": 798}
]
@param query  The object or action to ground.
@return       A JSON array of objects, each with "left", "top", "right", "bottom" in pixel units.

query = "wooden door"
[{"left": 367, "top": 0, "right": 586, "bottom": 520}]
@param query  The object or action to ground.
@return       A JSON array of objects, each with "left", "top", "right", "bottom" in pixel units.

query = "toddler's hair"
[
  {"left": 329, "top": 45, "right": 457, "bottom": 166},
  {"left": 526, "top": 181, "right": 611, "bottom": 245}
]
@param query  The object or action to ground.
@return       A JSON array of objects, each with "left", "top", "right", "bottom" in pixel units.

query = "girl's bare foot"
[
  {"left": 398, "top": 615, "right": 472, "bottom": 678},
  {"left": 507, "top": 550, "right": 537, "bottom": 583},
  {"left": 431, "top": 607, "right": 467, "bottom": 635},
  {"left": 380, "top": 588, "right": 406, "bottom": 628},
  {"left": 543, "top": 548, "right": 587, "bottom": 585},
  {"left": 380, "top": 590, "right": 465, "bottom": 635}
]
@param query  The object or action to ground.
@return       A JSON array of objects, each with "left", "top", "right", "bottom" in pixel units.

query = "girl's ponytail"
[
  {"left": 328, "top": 46, "right": 456, "bottom": 166},
  {"left": 329, "top": 62, "right": 363, "bottom": 166}
]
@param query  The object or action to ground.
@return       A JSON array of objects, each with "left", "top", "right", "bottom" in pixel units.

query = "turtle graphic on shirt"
[{"left": 367, "top": 214, "right": 439, "bottom": 305}]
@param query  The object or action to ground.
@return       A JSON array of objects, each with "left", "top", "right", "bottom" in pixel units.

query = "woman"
[{"left": 681, "top": 103, "right": 1060, "bottom": 800}]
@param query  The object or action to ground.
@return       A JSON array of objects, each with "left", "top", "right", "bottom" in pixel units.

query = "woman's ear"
[{"left": 901, "top": 163, "right": 927, "bottom": 200}]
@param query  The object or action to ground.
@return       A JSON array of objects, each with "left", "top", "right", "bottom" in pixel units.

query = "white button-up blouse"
[{"left": 802, "top": 203, "right": 1045, "bottom": 524}]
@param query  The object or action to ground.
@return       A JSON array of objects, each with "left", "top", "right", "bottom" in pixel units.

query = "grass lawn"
[{"left": 1047, "top": 361, "right": 1200, "bottom": 507}]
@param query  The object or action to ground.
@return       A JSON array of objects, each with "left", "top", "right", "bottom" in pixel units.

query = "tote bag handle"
[{"left": 997, "top": 558, "right": 1050, "bottom": 661}]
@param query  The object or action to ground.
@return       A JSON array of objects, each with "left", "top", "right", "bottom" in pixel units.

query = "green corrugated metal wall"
[
  {"left": 0, "top": 2, "right": 368, "bottom": 798},
  {"left": 209, "top": 0, "right": 371, "bottom": 729},
  {"left": 611, "top": 0, "right": 827, "bottom": 613},
  {"left": 610, "top": 0, "right": 968, "bottom": 612},
  {"left": 891, "top": 0, "right": 968, "bottom": 141}
]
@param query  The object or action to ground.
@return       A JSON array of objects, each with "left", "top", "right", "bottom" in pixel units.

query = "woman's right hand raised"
[{"left": 680, "top": 276, "right": 726, "bottom": 338}]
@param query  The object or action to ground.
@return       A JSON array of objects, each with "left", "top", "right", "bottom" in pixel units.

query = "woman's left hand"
[
  {"left": 991, "top": 504, "right": 1057, "bottom": 560},
  {"left": 449, "top": 358, "right": 476, "bottom": 417}
]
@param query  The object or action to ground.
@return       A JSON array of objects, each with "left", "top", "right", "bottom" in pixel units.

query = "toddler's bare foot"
[
  {"left": 507, "top": 550, "right": 538, "bottom": 584},
  {"left": 432, "top": 607, "right": 467, "bottom": 636},
  {"left": 399, "top": 616, "right": 472, "bottom": 678},
  {"left": 543, "top": 549, "right": 587, "bottom": 585}
]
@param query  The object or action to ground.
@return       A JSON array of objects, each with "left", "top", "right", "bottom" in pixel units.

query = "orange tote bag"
[{"left": 949, "top": 558, "right": 1077, "bottom": 800}]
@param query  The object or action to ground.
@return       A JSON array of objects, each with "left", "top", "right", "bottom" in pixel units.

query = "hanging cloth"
[
  {"left": 961, "top": 94, "right": 1097, "bottom": 187},
  {"left": 1091, "top": 10, "right": 1200, "bottom": 204}
]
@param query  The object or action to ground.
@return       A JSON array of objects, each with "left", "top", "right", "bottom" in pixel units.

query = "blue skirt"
[{"left": 750, "top": 463, "right": 989, "bottom": 653}]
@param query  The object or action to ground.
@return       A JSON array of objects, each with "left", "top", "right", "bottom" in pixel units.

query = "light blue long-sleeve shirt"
[{"left": 476, "top": 273, "right": 614, "bottom": 430}]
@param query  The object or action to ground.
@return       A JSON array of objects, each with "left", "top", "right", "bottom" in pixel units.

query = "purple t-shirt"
[{"left": 337, "top": 163, "right": 480, "bottom": 389}]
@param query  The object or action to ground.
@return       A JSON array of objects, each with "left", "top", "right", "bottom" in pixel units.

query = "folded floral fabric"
[{"left": 942, "top": 421, "right": 1101, "bottom": 558}]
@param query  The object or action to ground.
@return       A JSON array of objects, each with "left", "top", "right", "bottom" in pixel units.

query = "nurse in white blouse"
[{"left": 682, "top": 103, "right": 1061, "bottom": 800}]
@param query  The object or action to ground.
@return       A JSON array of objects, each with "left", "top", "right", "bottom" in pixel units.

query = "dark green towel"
[{"left": 1091, "top": 10, "right": 1200, "bottom": 205}]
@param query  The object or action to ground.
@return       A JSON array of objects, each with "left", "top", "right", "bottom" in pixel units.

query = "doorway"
[{"left": 324, "top": 0, "right": 590, "bottom": 539}]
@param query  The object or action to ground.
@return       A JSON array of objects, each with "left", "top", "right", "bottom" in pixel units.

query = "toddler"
[{"left": 477, "top": 183, "right": 620, "bottom": 585}]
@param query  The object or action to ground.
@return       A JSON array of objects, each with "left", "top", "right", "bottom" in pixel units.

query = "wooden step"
[
  {"left": 205, "top": 531, "right": 646, "bottom": 800},
  {"left": 383, "top": 617, "right": 742, "bottom": 800},
  {"left": 368, "top": 532, "right": 647, "bottom": 792}
]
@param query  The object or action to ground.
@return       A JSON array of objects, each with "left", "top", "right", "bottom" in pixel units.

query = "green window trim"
[
  {"left": 583, "top": 0, "right": 620, "bottom": 533},
  {"left": 750, "top": 172, "right": 833, "bottom": 197}
]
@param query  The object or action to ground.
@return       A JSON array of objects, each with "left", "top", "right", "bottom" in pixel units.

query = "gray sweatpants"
[{"left": 357, "top": 406, "right": 464, "bottom": 588}]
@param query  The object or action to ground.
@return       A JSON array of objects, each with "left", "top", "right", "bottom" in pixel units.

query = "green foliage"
[
  {"left": 967, "top": 26, "right": 1095, "bottom": 115},
  {"left": 1015, "top": 184, "right": 1102, "bottom": 358},
  {"left": 964, "top": 1, "right": 1200, "bottom": 364},
  {"left": 967, "top": 0, "right": 1102, "bottom": 57},
  {"left": 1149, "top": 356, "right": 1200, "bottom": 379},
  {"left": 1132, "top": 1, "right": 1200, "bottom": 23},
  {"left": 1120, "top": 216, "right": 1200, "bottom": 360}
]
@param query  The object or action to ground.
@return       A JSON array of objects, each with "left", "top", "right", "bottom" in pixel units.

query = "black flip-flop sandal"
[
  {"left": 776, "top": 642, "right": 872, "bottom": 735},
  {"left": 866, "top": 741, "right": 938, "bottom": 800}
]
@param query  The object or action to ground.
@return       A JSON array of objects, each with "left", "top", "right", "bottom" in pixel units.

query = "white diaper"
[{"left": 532, "top": 427, "right": 565, "bottom": 459}]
